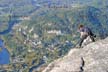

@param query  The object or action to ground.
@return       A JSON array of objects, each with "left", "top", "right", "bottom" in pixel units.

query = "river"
[
  {"left": 0, "top": 16, "right": 20, "bottom": 65},
  {"left": 0, "top": 2, "right": 44, "bottom": 70}
]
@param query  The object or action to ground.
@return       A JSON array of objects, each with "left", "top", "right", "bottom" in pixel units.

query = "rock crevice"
[{"left": 80, "top": 57, "right": 85, "bottom": 72}]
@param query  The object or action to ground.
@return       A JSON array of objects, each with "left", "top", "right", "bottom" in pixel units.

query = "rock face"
[{"left": 42, "top": 38, "right": 108, "bottom": 72}]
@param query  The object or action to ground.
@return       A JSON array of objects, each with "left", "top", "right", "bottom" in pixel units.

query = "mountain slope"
[{"left": 43, "top": 38, "right": 108, "bottom": 72}]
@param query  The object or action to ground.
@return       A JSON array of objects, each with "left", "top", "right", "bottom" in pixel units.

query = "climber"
[{"left": 77, "top": 24, "right": 96, "bottom": 48}]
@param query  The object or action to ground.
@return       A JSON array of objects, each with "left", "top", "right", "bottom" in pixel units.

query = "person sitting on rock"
[{"left": 78, "top": 24, "right": 96, "bottom": 48}]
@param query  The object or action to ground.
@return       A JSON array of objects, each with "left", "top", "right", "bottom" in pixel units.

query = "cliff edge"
[{"left": 42, "top": 38, "right": 108, "bottom": 72}]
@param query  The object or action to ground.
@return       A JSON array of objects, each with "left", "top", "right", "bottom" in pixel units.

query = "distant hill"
[
  {"left": 0, "top": 0, "right": 107, "bottom": 15},
  {"left": 19, "top": 5, "right": 108, "bottom": 39}
]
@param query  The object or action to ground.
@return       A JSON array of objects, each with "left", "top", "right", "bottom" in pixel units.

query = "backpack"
[{"left": 84, "top": 27, "right": 96, "bottom": 37}]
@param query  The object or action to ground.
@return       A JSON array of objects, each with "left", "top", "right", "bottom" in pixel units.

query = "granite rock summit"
[{"left": 43, "top": 37, "right": 108, "bottom": 72}]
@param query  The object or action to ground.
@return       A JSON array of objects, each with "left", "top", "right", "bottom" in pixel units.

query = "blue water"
[{"left": 0, "top": 39, "right": 10, "bottom": 64}]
